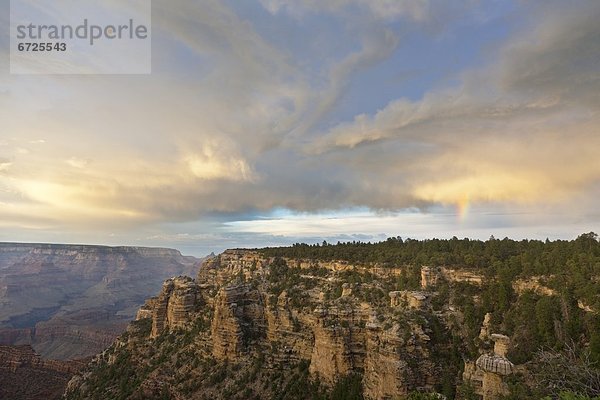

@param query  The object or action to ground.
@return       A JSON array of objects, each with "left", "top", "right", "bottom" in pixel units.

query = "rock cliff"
[
  {"left": 65, "top": 250, "right": 466, "bottom": 399},
  {"left": 150, "top": 276, "right": 200, "bottom": 337}
]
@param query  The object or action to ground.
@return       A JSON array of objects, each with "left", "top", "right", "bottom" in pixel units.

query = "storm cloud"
[{"left": 1, "top": 0, "right": 599, "bottom": 253}]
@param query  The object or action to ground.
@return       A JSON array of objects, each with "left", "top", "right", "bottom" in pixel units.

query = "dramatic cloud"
[
  {"left": 0, "top": 0, "right": 598, "bottom": 253},
  {"left": 309, "top": 1, "right": 600, "bottom": 208}
]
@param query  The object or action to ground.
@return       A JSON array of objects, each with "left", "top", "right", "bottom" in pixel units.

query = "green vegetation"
[
  {"left": 329, "top": 374, "right": 363, "bottom": 400},
  {"left": 260, "top": 233, "right": 600, "bottom": 309},
  {"left": 260, "top": 233, "right": 600, "bottom": 398},
  {"left": 267, "top": 257, "right": 312, "bottom": 309},
  {"left": 67, "top": 233, "right": 600, "bottom": 400},
  {"left": 405, "top": 393, "right": 445, "bottom": 399},
  {"left": 129, "top": 317, "right": 152, "bottom": 336},
  {"left": 546, "top": 393, "right": 600, "bottom": 400}
]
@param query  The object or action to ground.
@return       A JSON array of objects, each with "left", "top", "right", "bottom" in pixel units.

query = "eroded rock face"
[
  {"left": 211, "top": 284, "right": 266, "bottom": 360},
  {"left": 512, "top": 276, "right": 556, "bottom": 296},
  {"left": 308, "top": 304, "right": 366, "bottom": 383},
  {"left": 390, "top": 291, "right": 429, "bottom": 310},
  {"left": 440, "top": 267, "right": 484, "bottom": 285},
  {"left": 151, "top": 276, "right": 199, "bottom": 337},
  {"left": 122, "top": 250, "right": 452, "bottom": 399},
  {"left": 421, "top": 266, "right": 440, "bottom": 289},
  {"left": 265, "top": 291, "right": 313, "bottom": 363},
  {"left": 364, "top": 325, "right": 409, "bottom": 398}
]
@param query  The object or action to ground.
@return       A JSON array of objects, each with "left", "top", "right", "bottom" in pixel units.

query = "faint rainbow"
[{"left": 457, "top": 196, "right": 470, "bottom": 222}]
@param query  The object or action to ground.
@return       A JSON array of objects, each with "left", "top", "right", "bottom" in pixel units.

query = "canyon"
[
  {"left": 0, "top": 243, "right": 203, "bottom": 399},
  {"left": 65, "top": 249, "right": 546, "bottom": 399},
  {"left": 0, "top": 243, "right": 201, "bottom": 360},
  {"left": 2, "top": 235, "right": 597, "bottom": 399}
]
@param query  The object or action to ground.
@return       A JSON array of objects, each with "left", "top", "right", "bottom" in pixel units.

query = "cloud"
[
  {"left": 258, "top": 0, "right": 467, "bottom": 24},
  {"left": 288, "top": 27, "right": 399, "bottom": 139},
  {"left": 184, "top": 139, "right": 255, "bottom": 182},
  {"left": 66, "top": 157, "right": 89, "bottom": 169},
  {"left": 307, "top": 1, "right": 600, "bottom": 209},
  {"left": 0, "top": 0, "right": 599, "bottom": 246},
  {"left": 0, "top": 159, "right": 11, "bottom": 172},
  {"left": 498, "top": 2, "right": 600, "bottom": 107}
]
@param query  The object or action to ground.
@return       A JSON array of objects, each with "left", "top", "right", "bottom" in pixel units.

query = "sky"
[{"left": 0, "top": 0, "right": 599, "bottom": 256}]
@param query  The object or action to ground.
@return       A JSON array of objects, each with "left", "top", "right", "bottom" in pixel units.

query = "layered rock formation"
[
  {"left": 150, "top": 276, "right": 199, "bottom": 337},
  {"left": 0, "top": 243, "right": 202, "bottom": 359},
  {"left": 62, "top": 237, "right": 600, "bottom": 400},
  {"left": 66, "top": 250, "right": 464, "bottom": 400}
]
